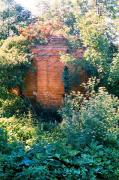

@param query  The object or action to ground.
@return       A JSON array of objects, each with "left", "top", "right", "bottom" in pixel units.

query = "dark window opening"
[{"left": 62, "top": 66, "right": 70, "bottom": 94}]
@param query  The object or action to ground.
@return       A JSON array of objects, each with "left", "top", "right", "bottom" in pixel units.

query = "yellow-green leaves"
[
  {"left": 78, "top": 11, "right": 106, "bottom": 47},
  {"left": 0, "top": 35, "right": 31, "bottom": 89}
]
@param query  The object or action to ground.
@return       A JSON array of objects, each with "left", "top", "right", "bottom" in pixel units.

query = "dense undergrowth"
[
  {"left": 0, "top": 87, "right": 119, "bottom": 180},
  {"left": 0, "top": 1, "right": 119, "bottom": 179}
]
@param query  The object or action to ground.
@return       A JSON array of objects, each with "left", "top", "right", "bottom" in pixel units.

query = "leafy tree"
[
  {"left": 77, "top": 11, "right": 118, "bottom": 93},
  {"left": 97, "top": 0, "right": 118, "bottom": 18},
  {"left": 78, "top": 0, "right": 119, "bottom": 18},
  {"left": 0, "top": 0, "right": 32, "bottom": 40},
  {"left": 0, "top": 35, "right": 31, "bottom": 89}
]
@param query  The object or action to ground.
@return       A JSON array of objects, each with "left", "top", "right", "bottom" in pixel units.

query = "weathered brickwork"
[{"left": 24, "top": 36, "right": 88, "bottom": 108}]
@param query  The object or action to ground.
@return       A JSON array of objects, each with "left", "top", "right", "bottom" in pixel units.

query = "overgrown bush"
[
  {"left": 108, "top": 51, "right": 119, "bottom": 96},
  {"left": 0, "top": 129, "right": 26, "bottom": 180},
  {"left": 59, "top": 86, "right": 119, "bottom": 147},
  {"left": 0, "top": 99, "right": 119, "bottom": 180},
  {"left": 0, "top": 132, "right": 119, "bottom": 179},
  {"left": 0, "top": 87, "right": 31, "bottom": 118},
  {"left": 0, "top": 35, "right": 31, "bottom": 89},
  {"left": 0, "top": 116, "right": 38, "bottom": 147}
]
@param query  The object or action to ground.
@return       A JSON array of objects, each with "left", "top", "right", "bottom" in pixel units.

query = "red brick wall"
[{"left": 24, "top": 36, "right": 88, "bottom": 108}]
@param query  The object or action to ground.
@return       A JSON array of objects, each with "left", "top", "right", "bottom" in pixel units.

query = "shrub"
[
  {"left": 0, "top": 87, "right": 31, "bottom": 118},
  {"left": 0, "top": 35, "right": 31, "bottom": 90},
  {"left": 1, "top": 140, "right": 119, "bottom": 180},
  {"left": 0, "top": 116, "right": 38, "bottom": 147},
  {"left": 59, "top": 87, "right": 119, "bottom": 147},
  {"left": 108, "top": 51, "right": 119, "bottom": 96},
  {"left": 0, "top": 128, "right": 7, "bottom": 151},
  {"left": 0, "top": 113, "right": 119, "bottom": 179}
]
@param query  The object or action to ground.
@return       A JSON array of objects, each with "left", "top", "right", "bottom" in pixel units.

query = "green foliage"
[
  {"left": 0, "top": 0, "right": 32, "bottom": 40},
  {"left": 102, "top": 0, "right": 119, "bottom": 18},
  {"left": 108, "top": 51, "right": 119, "bottom": 96},
  {"left": 61, "top": 53, "right": 97, "bottom": 93},
  {"left": 0, "top": 116, "right": 38, "bottom": 147},
  {"left": 0, "top": 88, "right": 119, "bottom": 179},
  {"left": 59, "top": 84, "right": 119, "bottom": 147},
  {"left": 0, "top": 120, "right": 119, "bottom": 179},
  {"left": 0, "top": 87, "right": 31, "bottom": 118},
  {"left": 0, "top": 2, "right": 119, "bottom": 180},
  {"left": 77, "top": 11, "right": 118, "bottom": 95},
  {"left": 64, "top": 12, "right": 80, "bottom": 38},
  {"left": 79, "top": 12, "right": 110, "bottom": 74},
  {"left": 0, "top": 35, "right": 31, "bottom": 89},
  {"left": 62, "top": 11, "right": 118, "bottom": 97},
  {"left": 0, "top": 128, "right": 7, "bottom": 151},
  {"left": 66, "top": 39, "right": 82, "bottom": 52},
  {"left": 0, "top": 139, "right": 26, "bottom": 179}
]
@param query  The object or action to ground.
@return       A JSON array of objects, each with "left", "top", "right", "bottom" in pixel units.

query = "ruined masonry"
[{"left": 24, "top": 36, "right": 87, "bottom": 108}]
